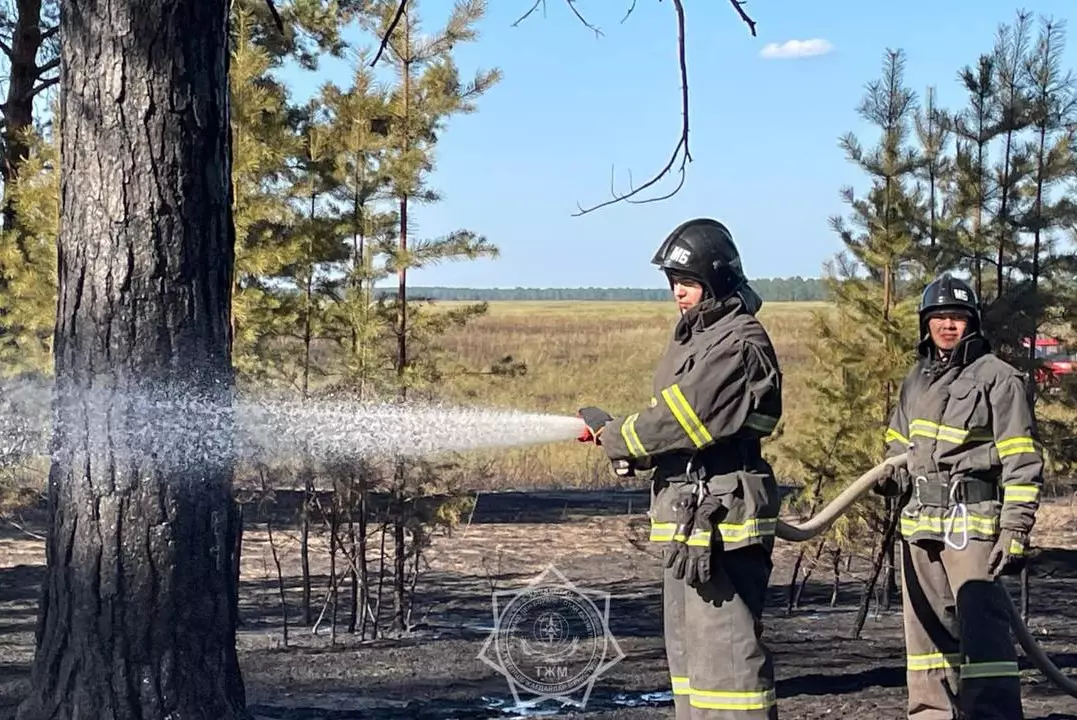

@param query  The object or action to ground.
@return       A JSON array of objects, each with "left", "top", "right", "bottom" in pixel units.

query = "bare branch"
[
  {"left": 264, "top": 0, "right": 285, "bottom": 35},
  {"left": 512, "top": 0, "right": 544, "bottom": 27},
  {"left": 0, "top": 39, "right": 10, "bottom": 59},
  {"left": 0, "top": 514, "right": 46, "bottom": 541},
  {"left": 571, "top": 0, "right": 691, "bottom": 215},
  {"left": 729, "top": 0, "right": 757, "bottom": 37},
  {"left": 566, "top": 0, "right": 602, "bottom": 37},
  {"left": 41, "top": 26, "right": 59, "bottom": 42},
  {"left": 621, "top": 0, "right": 637, "bottom": 25},
  {"left": 32, "top": 77, "right": 57, "bottom": 96},
  {"left": 36, "top": 57, "right": 58, "bottom": 78},
  {"left": 370, "top": 0, "right": 409, "bottom": 67}
]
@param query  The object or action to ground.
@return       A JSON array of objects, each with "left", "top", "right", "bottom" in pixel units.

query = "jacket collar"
[
  {"left": 917, "top": 330, "right": 991, "bottom": 371},
  {"left": 673, "top": 295, "right": 741, "bottom": 344}
]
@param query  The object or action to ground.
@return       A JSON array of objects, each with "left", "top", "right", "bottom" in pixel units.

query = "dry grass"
[{"left": 429, "top": 300, "right": 833, "bottom": 489}]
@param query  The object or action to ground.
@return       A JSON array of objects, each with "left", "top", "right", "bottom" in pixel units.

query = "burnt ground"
[{"left": 2, "top": 491, "right": 1077, "bottom": 720}]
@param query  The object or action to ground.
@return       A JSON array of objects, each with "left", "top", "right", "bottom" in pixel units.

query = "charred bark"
[{"left": 16, "top": 0, "right": 246, "bottom": 718}]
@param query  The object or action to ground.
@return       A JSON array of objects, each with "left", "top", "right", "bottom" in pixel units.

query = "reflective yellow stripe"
[
  {"left": 661, "top": 384, "right": 713, "bottom": 448},
  {"left": 997, "top": 436, "right": 1038, "bottom": 458},
  {"left": 649, "top": 522, "right": 676, "bottom": 542},
  {"left": 907, "top": 651, "right": 961, "bottom": 671},
  {"left": 719, "top": 518, "right": 777, "bottom": 543},
  {"left": 690, "top": 688, "right": 776, "bottom": 711},
  {"left": 1003, "top": 484, "right": 1039, "bottom": 503},
  {"left": 653, "top": 519, "right": 776, "bottom": 544},
  {"left": 960, "top": 661, "right": 1020, "bottom": 679},
  {"left": 620, "top": 413, "right": 646, "bottom": 457},
  {"left": 670, "top": 675, "right": 690, "bottom": 695},
  {"left": 900, "top": 514, "right": 998, "bottom": 536},
  {"left": 885, "top": 427, "right": 909, "bottom": 445},
  {"left": 909, "top": 419, "right": 992, "bottom": 444},
  {"left": 744, "top": 412, "right": 778, "bottom": 434},
  {"left": 1008, "top": 538, "right": 1025, "bottom": 555}
]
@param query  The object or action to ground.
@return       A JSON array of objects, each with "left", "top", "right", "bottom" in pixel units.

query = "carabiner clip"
[{"left": 943, "top": 481, "right": 969, "bottom": 551}]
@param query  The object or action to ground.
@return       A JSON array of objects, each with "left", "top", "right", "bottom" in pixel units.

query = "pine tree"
[
  {"left": 909, "top": 86, "right": 955, "bottom": 278},
  {"left": 0, "top": 121, "right": 58, "bottom": 377},
  {"left": 987, "top": 11, "right": 1035, "bottom": 301},
  {"left": 229, "top": 7, "right": 305, "bottom": 386},
  {"left": 321, "top": 62, "right": 398, "bottom": 400},
  {"left": 820, "top": 48, "right": 924, "bottom": 629},
  {"left": 951, "top": 55, "right": 1002, "bottom": 296},
  {"left": 0, "top": 120, "right": 57, "bottom": 518},
  {"left": 780, "top": 303, "right": 887, "bottom": 616},
  {"left": 363, "top": 0, "right": 501, "bottom": 631},
  {"left": 1011, "top": 16, "right": 1077, "bottom": 487}
]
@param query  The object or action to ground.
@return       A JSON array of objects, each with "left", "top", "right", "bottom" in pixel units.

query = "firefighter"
[
  {"left": 876, "top": 273, "right": 1043, "bottom": 720},
  {"left": 577, "top": 218, "right": 784, "bottom": 720}
]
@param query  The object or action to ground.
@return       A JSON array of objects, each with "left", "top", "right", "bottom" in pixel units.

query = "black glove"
[
  {"left": 873, "top": 463, "right": 909, "bottom": 497},
  {"left": 663, "top": 492, "right": 696, "bottom": 580},
  {"left": 577, "top": 406, "right": 613, "bottom": 444},
  {"left": 685, "top": 491, "right": 726, "bottom": 588},
  {"left": 988, "top": 528, "right": 1029, "bottom": 578}
]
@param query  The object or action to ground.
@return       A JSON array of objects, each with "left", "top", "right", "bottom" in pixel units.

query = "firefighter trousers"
[
  {"left": 899, "top": 537, "right": 1023, "bottom": 719},
  {"left": 663, "top": 544, "right": 777, "bottom": 720}
]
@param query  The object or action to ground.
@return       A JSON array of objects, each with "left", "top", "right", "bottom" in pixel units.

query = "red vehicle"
[{"left": 1021, "top": 336, "right": 1076, "bottom": 386}]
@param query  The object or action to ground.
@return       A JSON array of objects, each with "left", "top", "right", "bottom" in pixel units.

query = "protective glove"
[
  {"left": 684, "top": 490, "right": 727, "bottom": 588},
  {"left": 872, "top": 463, "right": 909, "bottom": 497},
  {"left": 577, "top": 406, "right": 613, "bottom": 444},
  {"left": 663, "top": 491, "right": 697, "bottom": 580},
  {"left": 611, "top": 459, "right": 635, "bottom": 478},
  {"left": 988, "top": 528, "right": 1029, "bottom": 578}
]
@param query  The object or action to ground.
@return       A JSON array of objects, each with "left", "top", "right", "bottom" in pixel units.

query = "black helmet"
[
  {"left": 918, "top": 272, "right": 981, "bottom": 339},
  {"left": 651, "top": 218, "right": 747, "bottom": 301}
]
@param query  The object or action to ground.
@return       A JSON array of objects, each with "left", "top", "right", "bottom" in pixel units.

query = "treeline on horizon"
[{"left": 370, "top": 276, "right": 826, "bottom": 302}]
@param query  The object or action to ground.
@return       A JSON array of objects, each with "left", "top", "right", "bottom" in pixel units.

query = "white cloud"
[{"left": 759, "top": 38, "right": 834, "bottom": 60}]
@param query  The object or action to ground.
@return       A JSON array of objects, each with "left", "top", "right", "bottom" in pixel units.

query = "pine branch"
[{"left": 371, "top": 0, "right": 409, "bottom": 67}]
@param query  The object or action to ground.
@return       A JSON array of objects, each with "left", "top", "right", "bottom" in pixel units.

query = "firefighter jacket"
[
  {"left": 884, "top": 333, "right": 1044, "bottom": 545},
  {"left": 600, "top": 294, "right": 784, "bottom": 553}
]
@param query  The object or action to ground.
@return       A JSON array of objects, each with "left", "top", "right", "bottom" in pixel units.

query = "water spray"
[{"left": 0, "top": 377, "right": 587, "bottom": 469}]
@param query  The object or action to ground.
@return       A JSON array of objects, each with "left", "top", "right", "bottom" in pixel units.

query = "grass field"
[{"left": 431, "top": 300, "right": 831, "bottom": 489}]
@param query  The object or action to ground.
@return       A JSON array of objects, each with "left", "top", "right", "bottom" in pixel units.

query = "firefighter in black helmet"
[
  {"left": 878, "top": 273, "right": 1043, "bottom": 719},
  {"left": 578, "top": 218, "right": 784, "bottom": 719}
]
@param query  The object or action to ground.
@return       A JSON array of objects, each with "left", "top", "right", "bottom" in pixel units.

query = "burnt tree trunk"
[
  {"left": 392, "top": 495, "right": 406, "bottom": 632},
  {"left": 300, "top": 471, "right": 313, "bottom": 625},
  {"left": 16, "top": 0, "right": 247, "bottom": 718}
]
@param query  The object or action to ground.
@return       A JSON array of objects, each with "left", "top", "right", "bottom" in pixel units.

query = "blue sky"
[{"left": 278, "top": 0, "right": 1077, "bottom": 289}]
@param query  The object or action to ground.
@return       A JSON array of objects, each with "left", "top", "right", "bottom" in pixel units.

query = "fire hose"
[{"left": 773, "top": 452, "right": 1077, "bottom": 697}]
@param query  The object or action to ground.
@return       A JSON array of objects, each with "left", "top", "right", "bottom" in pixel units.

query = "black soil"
[{"left": 2, "top": 490, "right": 1076, "bottom": 720}]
